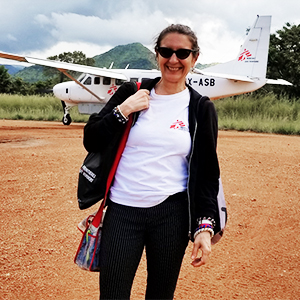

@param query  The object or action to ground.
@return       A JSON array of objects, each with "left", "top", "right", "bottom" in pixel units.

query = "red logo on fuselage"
[{"left": 108, "top": 84, "right": 118, "bottom": 95}]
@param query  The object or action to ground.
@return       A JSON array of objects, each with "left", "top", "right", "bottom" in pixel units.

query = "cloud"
[
  {"left": 6, "top": 34, "right": 18, "bottom": 42},
  {"left": 1, "top": 0, "right": 300, "bottom": 65},
  {"left": 33, "top": 9, "right": 168, "bottom": 47}
]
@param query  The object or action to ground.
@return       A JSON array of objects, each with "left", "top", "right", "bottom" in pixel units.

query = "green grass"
[
  {"left": 1, "top": 93, "right": 300, "bottom": 135},
  {"left": 214, "top": 94, "right": 300, "bottom": 135},
  {"left": 0, "top": 94, "right": 89, "bottom": 123}
]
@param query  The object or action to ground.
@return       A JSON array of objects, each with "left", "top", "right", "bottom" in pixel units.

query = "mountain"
[
  {"left": 93, "top": 43, "right": 157, "bottom": 69},
  {"left": 2, "top": 64, "right": 25, "bottom": 75},
  {"left": 12, "top": 65, "right": 52, "bottom": 83}
]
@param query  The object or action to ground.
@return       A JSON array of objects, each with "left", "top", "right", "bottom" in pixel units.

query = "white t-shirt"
[{"left": 110, "top": 87, "right": 191, "bottom": 207}]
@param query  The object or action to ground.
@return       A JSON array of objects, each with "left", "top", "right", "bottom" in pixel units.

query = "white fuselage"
[{"left": 53, "top": 69, "right": 266, "bottom": 107}]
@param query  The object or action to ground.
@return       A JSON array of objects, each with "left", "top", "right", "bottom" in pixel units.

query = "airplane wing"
[
  {"left": 266, "top": 79, "right": 293, "bottom": 86},
  {"left": 195, "top": 69, "right": 293, "bottom": 85},
  {"left": 193, "top": 67, "right": 255, "bottom": 82},
  {"left": 0, "top": 51, "right": 128, "bottom": 80},
  {"left": 193, "top": 68, "right": 293, "bottom": 85}
]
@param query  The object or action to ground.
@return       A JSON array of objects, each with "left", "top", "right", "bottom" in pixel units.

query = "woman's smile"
[{"left": 166, "top": 65, "right": 182, "bottom": 72}]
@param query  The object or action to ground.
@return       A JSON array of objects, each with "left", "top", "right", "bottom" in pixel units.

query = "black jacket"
[{"left": 83, "top": 78, "right": 220, "bottom": 239}]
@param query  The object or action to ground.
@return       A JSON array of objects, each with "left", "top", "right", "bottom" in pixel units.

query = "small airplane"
[{"left": 0, "top": 15, "right": 292, "bottom": 125}]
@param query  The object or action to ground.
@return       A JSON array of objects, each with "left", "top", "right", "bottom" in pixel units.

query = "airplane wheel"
[{"left": 62, "top": 114, "right": 72, "bottom": 125}]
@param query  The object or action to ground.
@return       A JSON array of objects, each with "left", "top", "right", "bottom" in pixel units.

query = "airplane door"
[{"left": 70, "top": 76, "right": 93, "bottom": 101}]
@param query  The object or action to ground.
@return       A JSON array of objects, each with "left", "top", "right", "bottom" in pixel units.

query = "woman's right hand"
[
  {"left": 191, "top": 231, "right": 212, "bottom": 267},
  {"left": 118, "top": 89, "right": 150, "bottom": 118}
]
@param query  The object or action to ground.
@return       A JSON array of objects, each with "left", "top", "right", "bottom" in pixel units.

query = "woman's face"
[{"left": 156, "top": 32, "right": 198, "bottom": 86}]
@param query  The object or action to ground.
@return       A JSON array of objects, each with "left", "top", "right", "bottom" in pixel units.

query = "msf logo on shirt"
[{"left": 170, "top": 120, "right": 189, "bottom": 132}]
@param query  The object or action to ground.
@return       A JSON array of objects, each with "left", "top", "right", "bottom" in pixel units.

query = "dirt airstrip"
[{"left": 0, "top": 120, "right": 299, "bottom": 300}]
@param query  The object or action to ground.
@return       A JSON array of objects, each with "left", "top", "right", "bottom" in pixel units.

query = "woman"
[{"left": 83, "top": 24, "right": 220, "bottom": 299}]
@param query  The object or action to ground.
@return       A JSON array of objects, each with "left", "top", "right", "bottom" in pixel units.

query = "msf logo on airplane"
[
  {"left": 238, "top": 49, "right": 252, "bottom": 61},
  {"left": 107, "top": 84, "right": 118, "bottom": 96}
]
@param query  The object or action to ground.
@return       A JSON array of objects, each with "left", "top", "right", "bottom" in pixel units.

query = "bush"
[
  {"left": 0, "top": 94, "right": 89, "bottom": 123},
  {"left": 214, "top": 93, "right": 300, "bottom": 135},
  {"left": 1, "top": 93, "right": 300, "bottom": 134}
]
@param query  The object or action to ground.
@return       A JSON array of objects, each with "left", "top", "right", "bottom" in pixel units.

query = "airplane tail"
[{"left": 200, "top": 15, "right": 271, "bottom": 80}]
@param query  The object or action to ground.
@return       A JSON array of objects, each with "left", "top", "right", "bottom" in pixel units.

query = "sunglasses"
[{"left": 156, "top": 47, "right": 196, "bottom": 60}]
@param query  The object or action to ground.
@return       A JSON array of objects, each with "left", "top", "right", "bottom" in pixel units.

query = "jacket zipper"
[{"left": 187, "top": 119, "right": 198, "bottom": 239}]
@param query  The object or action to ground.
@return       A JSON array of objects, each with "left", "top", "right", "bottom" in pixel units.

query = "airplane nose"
[{"left": 53, "top": 82, "right": 70, "bottom": 101}]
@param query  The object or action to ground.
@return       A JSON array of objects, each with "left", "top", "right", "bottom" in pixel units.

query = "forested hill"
[
  {"left": 93, "top": 43, "right": 157, "bottom": 69},
  {"left": 3, "top": 64, "right": 25, "bottom": 75}
]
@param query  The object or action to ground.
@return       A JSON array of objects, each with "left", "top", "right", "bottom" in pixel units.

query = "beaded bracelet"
[
  {"left": 196, "top": 217, "right": 216, "bottom": 229},
  {"left": 117, "top": 105, "right": 128, "bottom": 121},
  {"left": 194, "top": 223, "right": 214, "bottom": 239},
  {"left": 113, "top": 106, "right": 129, "bottom": 124}
]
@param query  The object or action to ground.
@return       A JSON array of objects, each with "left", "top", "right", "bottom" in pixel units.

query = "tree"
[
  {"left": 45, "top": 51, "right": 95, "bottom": 83},
  {"left": 0, "top": 65, "right": 12, "bottom": 93},
  {"left": 48, "top": 51, "right": 94, "bottom": 66},
  {"left": 10, "top": 77, "right": 32, "bottom": 95},
  {"left": 267, "top": 22, "right": 300, "bottom": 98},
  {"left": 33, "top": 79, "right": 54, "bottom": 94}
]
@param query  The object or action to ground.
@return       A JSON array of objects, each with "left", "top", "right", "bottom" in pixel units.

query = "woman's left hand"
[{"left": 191, "top": 231, "right": 212, "bottom": 267}]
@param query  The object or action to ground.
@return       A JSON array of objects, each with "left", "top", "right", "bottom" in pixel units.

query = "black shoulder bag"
[{"left": 77, "top": 82, "right": 141, "bottom": 210}]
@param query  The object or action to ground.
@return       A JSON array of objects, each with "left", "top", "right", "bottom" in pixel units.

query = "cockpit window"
[
  {"left": 116, "top": 79, "right": 125, "bottom": 85},
  {"left": 103, "top": 77, "right": 111, "bottom": 85},
  {"left": 94, "top": 77, "right": 100, "bottom": 85},
  {"left": 84, "top": 77, "right": 92, "bottom": 85},
  {"left": 78, "top": 74, "right": 86, "bottom": 82}
]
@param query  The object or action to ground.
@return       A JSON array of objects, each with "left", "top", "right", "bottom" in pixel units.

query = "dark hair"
[{"left": 155, "top": 24, "right": 200, "bottom": 57}]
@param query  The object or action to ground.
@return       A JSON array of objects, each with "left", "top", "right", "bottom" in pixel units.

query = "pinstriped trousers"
[{"left": 99, "top": 191, "right": 189, "bottom": 300}]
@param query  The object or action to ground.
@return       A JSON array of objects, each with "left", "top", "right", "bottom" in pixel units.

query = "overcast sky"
[{"left": 0, "top": 0, "right": 299, "bottom": 66}]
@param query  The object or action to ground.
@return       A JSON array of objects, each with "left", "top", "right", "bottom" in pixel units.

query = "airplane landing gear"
[
  {"left": 61, "top": 100, "right": 72, "bottom": 125},
  {"left": 62, "top": 114, "right": 72, "bottom": 125}
]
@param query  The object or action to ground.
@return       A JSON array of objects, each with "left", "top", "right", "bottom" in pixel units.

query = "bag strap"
[
  {"left": 104, "top": 81, "right": 141, "bottom": 200},
  {"left": 91, "top": 82, "right": 141, "bottom": 227},
  {"left": 104, "top": 114, "right": 133, "bottom": 200}
]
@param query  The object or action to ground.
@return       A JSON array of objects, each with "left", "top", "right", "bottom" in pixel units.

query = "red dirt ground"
[{"left": 0, "top": 120, "right": 299, "bottom": 300}]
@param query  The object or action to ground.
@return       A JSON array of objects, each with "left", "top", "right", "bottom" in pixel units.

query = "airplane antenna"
[
  {"left": 125, "top": 64, "right": 130, "bottom": 69},
  {"left": 109, "top": 62, "right": 114, "bottom": 69}
]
